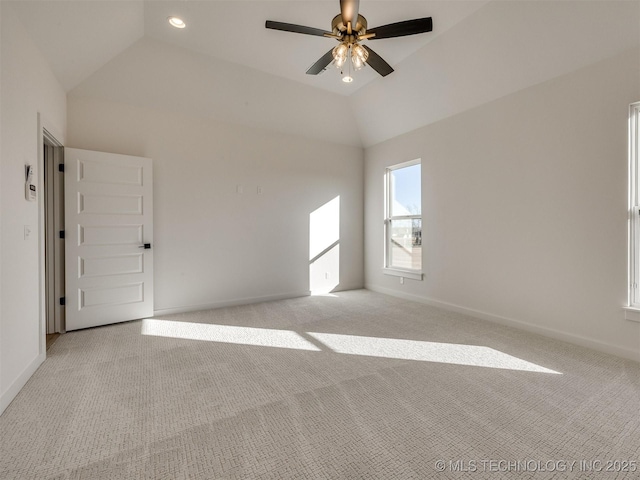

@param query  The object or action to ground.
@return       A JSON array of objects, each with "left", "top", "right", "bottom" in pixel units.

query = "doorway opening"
[{"left": 43, "top": 129, "right": 65, "bottom": 345}]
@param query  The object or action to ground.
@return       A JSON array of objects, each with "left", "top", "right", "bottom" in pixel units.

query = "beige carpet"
[{"left": 1, "top": 290, "right": 639, "bottom": 479}]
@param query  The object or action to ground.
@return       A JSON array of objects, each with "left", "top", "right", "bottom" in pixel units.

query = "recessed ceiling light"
[
  {"left": 168, "top": 16, "right": 186, "bottom": 29},
  {"left": 342, "top": 76, "right": 353, "bottom": 83}
]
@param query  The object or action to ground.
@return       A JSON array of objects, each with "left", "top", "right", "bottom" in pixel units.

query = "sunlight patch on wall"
[
  {"left": 310, "top": 244, "right": 340, "bottom": 296},
  {"left": 141, "top": 319, "right": 320, "bottom": 351},
  {"left": 309, "top": 196, "right": 340, "bottom": 294},
  {"left": 307, "top": 332, "right": 561, "bottom": 374}
]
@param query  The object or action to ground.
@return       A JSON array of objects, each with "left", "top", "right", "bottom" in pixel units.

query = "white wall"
[
  {"left": 0, "top": 0, "right": 4, "bottom": 410},
  {"left": 0, "top": 4, "right": 66, "bottom": 414},
  {"left": 67, "top": 97, "right": 364, "bottom": 313},
  {"left": 365, "top": 48, "right": 640, "bottom": 361}
]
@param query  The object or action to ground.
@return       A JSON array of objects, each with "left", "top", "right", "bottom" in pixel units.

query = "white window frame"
[
  {"left": 383, "top": 159, "right": 423, "bottom": 281},
  {"left": 626, "top": 102, "right": 640, "bottom": 321}
]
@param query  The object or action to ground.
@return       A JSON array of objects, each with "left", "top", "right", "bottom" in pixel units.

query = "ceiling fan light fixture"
[
  {"left": 332, "top": 43, "right": 348, "bottom": 67},
  {"left": 168, "top": 16, "right": 186, "bottom": 29},
  {"left": 351, "top": 43, "right": 368, "bottom": 70},
  {"left": 342, "top": 75, "right": 354, "bottom": 83}
]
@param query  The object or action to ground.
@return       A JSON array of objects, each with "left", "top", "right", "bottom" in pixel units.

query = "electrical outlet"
[
  {"left": 400, "top": 276, "right": 404, "bottom": 285},
  {"left": 24, "top": 225, "right": 32, "bottom": 240}
]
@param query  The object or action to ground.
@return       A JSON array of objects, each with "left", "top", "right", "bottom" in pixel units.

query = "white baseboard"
[
  {"left": 153, "top": 290, "right": 312, "bottom": 316},
  {"left": 0, "top": 353, "right": 46, "bottom": 416},
  {"left": 366, "top": 284, "right": 640, "bottom": 363},
  {"left": 331, "top": 282, "right": 365, "bottom": 293}
]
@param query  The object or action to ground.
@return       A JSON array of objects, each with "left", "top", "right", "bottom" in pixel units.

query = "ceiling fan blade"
[
  {"left": 340, "top": 0, "right": 360, "bottom": 32},
  {"left": 368, "top": 17, "right": 433, "bottom": 39},
  {"left": 306, "top": 49, "right": 335, "bottom": 75},
  {"left": 265, "top": 20, "right": 332, "bottom": 37},
  {"left": 362, "top": 45, "right": 394, "bottom": 77}
]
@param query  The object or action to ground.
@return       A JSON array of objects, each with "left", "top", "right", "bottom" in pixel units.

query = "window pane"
[
  {"left": 389, "top": 219, "right": 422, "bottom": 270},
  {"left": 390, "top": 164, "right": 421, "bottom": 216}
]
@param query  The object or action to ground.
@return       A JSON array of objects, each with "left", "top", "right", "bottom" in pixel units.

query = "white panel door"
[{"left": 65, "top": 148, "right": 153, "bottom": 331}]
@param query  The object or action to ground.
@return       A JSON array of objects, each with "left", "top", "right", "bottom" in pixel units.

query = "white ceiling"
[
  {"left": 351, "top": 0, "right": 640, "bottom": 145},
  {"left": 9, "top": 0, "right": 488, "bottom": 94},
  {"left": 8, "top": 0, "right": 145, "bottom": 92}
]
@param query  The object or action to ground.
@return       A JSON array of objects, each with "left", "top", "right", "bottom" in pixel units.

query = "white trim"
[
  {"left": 629, "top": 102, "right": 640, "bottom": 306},
  {"left": 0, "top": 353, "right": 45, "bottom": 416},
  {"left": 365, "top": 284, "right": 640, "bottom": 363},
  {"left": 623, "top": 306, "right": 640, "bottom": 323},
  {"left": 382, "top": 268, "right": 423, "bottom": 281},
  {"left": 37, "top": 114, "right": 46, "bottom": 357},
  {"left": 387, "top": 158, "right": 421, "bottom": 171},
  {"left": 43, "top": 128, "right": 63, "bottom": 147},
  {"left": 153, "top": 290, "right": 311, "bottom": 317}
]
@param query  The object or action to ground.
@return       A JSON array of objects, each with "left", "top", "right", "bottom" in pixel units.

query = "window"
[
  {"left": 629, "top": 102, "right": 640, "bottom": 309},
  {"left": 384, "top": 160, "right": 423, "bottom": 279}
]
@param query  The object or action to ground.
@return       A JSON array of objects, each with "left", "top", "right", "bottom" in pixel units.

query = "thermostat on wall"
[{"left": 25, "top": 165, "right": 36, "bottom": 202}]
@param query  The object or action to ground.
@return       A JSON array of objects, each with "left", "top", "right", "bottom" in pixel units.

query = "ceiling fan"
[{"left": 265, "top": 0, "right": 432, "bottom": 81}]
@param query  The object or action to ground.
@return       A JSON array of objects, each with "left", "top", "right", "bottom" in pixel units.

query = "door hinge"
[
  {"left": 59, "top": 230, "right": 65, "bottom": 239},
  {"left": 58, "top": 163, "right": 64, "bottom": 173},
  {"left": 59, "top": 297, "right": 65, "bottom": 306}
]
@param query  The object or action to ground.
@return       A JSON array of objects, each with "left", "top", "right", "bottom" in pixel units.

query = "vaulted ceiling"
[
  {"left": 8, "top": 1, "right": 640, "bottom": 147},
  {"left": 9, "top": 0, "right": 488, "bottom": 94}
]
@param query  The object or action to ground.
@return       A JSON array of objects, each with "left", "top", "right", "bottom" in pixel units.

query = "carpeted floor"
[{"left": 1, "top": 290, "right": 639, "bottom": 479}]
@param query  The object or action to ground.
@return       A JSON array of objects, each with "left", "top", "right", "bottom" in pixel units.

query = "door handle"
[{"left": 139, "top": 243, "right": 151, "bottom": 249}]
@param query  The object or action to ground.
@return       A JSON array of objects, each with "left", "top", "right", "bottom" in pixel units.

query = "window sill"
[
  {"left": 623, "top": 307, "right": 640, "bottom": 323},
  {"left": 382, "top": 268, "right": 423, "bottom": 281}
]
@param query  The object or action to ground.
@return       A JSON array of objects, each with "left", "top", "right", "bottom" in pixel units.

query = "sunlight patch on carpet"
[
  {"left": 141, "top": 319, "right": 560, "bottom": 373},
  {"left": 141, "top": 319, "right": 321, "bottom": 351},
  {"left": 307, "top": 332, "right": 561, "bottom": 374}
]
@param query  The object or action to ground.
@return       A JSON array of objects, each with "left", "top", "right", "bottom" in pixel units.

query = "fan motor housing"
[{"left": 331, "top": 14, "right": 367, "bottom": 36}]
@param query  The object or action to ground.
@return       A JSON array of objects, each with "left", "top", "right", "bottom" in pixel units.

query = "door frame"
[
  {"left": 43, "top": 130, "right": 65, "bottom": 335},
  {"left": 38, "top": 114, "right": 65, "bottom": 356}
]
